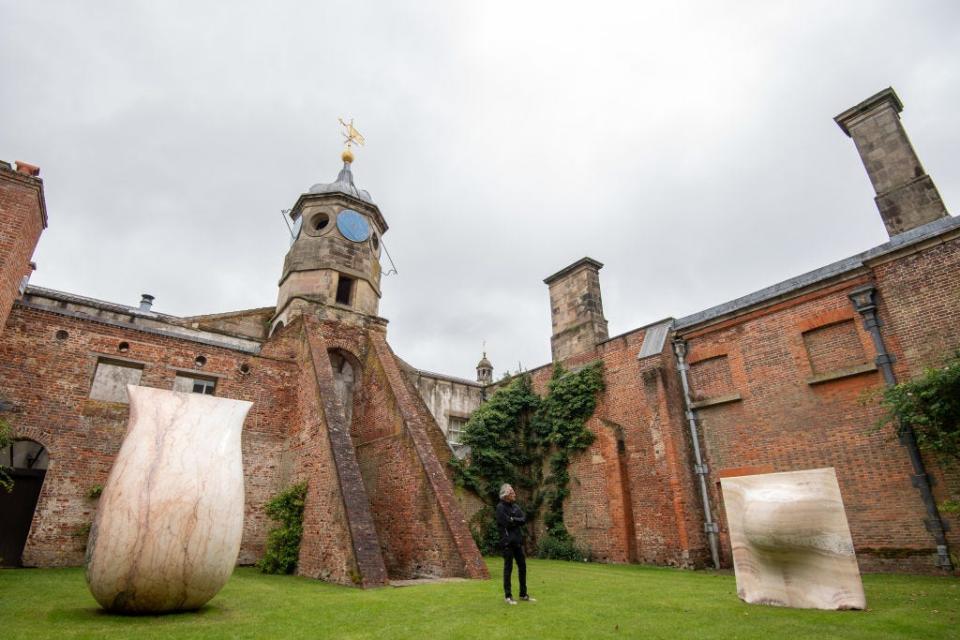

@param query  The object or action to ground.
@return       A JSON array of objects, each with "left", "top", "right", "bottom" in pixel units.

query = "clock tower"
[{"left": 273, "top": 145, "right": 388, "bottom": 333}]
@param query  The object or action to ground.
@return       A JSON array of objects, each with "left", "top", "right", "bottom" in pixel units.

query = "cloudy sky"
[{"left": 2, "top": 1, "right": 958, "bottom": 380}]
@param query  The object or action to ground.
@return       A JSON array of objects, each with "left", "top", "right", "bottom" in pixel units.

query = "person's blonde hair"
[{"left": 499, "top": 484, "right": 513, "bottom": 499}]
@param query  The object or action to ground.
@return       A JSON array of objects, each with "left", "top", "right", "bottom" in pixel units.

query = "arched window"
[{"left": 1, "top": 439, "right": 49, "bottom": 471}]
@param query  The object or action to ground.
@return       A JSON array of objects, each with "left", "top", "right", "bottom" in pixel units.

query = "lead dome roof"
[{"left": 308, "top": 162, "right": 373, "bottom": 204}]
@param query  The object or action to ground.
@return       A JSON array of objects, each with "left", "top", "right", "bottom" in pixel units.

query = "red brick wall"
[
  {"left": 0, "top": 167, "right": 45, "bottom": 335},
  {"left": 0, "top": 305, "right": 295, "bottom": 567},
  {"left": 802, "top": 319, "right": 868, "bottom": 375},
  {"left": 0, "top": 302, "right": 487, "bottom": 584},
  {"left": 514, "top": 229, "right": 960, "bottom": 574},
  {"left": 525, "top": 326, "right": 707, "bottom": 567},
  {"left": 292, "top": 318, "right": 384, "bottom": 586},
  {"left": 871, "top": 235, "right": 960, "bottom": 560},
  {"left": 678, "top": 232, "right": 960, "bottom": 572},
  {"left": 358, "top": 334, "right": 486, "bottom": 579}
]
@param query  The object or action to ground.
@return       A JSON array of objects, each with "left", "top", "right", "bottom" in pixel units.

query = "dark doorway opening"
[
  {"left": 335, "top": 274, "right": 355, "bottom": 306},
  {"left": 0, "top": 439, "right": 49, "bottom": 567}
]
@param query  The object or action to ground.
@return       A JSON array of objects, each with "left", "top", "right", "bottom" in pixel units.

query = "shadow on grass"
[{"left": 48, "top": 603, "right": 226, "bottom": 623}]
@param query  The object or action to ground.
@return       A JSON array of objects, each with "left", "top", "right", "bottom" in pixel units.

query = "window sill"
[
  {"left": 806, "top": 362, "right": 877, "bottom": 386},
  {"left": 690, "top": 393, "right": 742, "bottom": 410}
]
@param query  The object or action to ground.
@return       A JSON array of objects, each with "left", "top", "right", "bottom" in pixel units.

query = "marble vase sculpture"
[
  {"left": 86, "top": 385, "right": 252, "bottom": 613},
  {"left": 720, "top": 468, "right": 866, "bottom": 610}
]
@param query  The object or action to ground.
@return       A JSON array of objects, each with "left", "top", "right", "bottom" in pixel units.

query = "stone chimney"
[
  {"left": 835, "top": 87, "right": 949, "bottom": 237},
  {"left": 544, "top": 257, "right": 609, "bottom": 362}
]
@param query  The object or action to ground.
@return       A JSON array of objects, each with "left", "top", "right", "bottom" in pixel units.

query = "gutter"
[
  {"left": 849, "top": 285, "right": 953, "bottom": 571},
  {"left": 671, "top": 338, "right": 721, "bottom": 569}
]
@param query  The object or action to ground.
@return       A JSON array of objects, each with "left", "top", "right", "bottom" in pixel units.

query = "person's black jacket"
[{"left": 495, "top": 500, "right": 526, "bottom": 548}]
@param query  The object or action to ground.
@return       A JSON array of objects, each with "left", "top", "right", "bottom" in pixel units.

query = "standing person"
[{"left": 496, "top": 483, "right": 535, "bottom": 604}]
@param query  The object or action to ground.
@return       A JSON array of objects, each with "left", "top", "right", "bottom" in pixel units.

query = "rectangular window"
[
  {"left": 89, "top": 359, "right": 144, "bottom": 403},
  {"left": 173, "top": 374, "right": 217, "bottom": 396},
  {"left": 447, "top": 416, "right": 467, "bottom": 446},
  {"left": 335, "top": 274, "right": 354, "bottom": 306}
]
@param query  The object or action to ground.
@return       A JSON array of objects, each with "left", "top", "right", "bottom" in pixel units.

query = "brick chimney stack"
[
  {"left": 835, "top": 88, "right": 949, "bottom": 237},
  {"left": 544, "top": 257, "right": 609, "bottom": 362},
  {"left": 0, "top": 160, "right": 47, "bottom": 334}
]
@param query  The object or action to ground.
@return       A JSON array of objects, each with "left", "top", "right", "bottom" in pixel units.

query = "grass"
[{"left": 0, "top": 559, "right": 957, "bottom": 639}]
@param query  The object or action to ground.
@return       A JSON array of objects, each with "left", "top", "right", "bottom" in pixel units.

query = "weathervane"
[{"left": 338, "top": 117, "right": 365, "bottom": 163}]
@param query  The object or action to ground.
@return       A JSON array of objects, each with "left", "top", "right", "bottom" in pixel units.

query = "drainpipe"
[
  {"left": 849, "top": 284, "right": 953, "bottom": 571},
  {"left": 672, "top": 338, "right": 721, "bottom": 569}
]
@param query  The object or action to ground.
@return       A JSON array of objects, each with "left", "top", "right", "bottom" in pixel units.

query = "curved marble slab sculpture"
[
  {"left": 86, "top": 386, "right": 252, "bottom": 613},
  {"left": 720, "top": 468, "right": 866, "bottom": 610}
]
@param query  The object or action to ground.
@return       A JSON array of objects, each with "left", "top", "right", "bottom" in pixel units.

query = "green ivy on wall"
[
  {"left": 258, "top": 482, "right": 308, "bottom": 574},
  {"left": 450, "top": 362, "right": 604, "bottom": 560},
  {"left": 538, "top": 362, "right": 604, "bottom": 546},
  {"left": 878, "top": 351, "right": 960, "bottom": 463}
]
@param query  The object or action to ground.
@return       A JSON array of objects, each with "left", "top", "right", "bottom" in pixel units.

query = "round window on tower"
[
  {"left": 302, "top": 208, "right": 335, "bottom": 237},
  {"left": 312, "top": 212, "right": 330, "bottom": 232}
]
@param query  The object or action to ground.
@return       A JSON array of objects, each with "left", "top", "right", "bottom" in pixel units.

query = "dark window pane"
[{"left": 191, "top": 380, "right": 216, "bottom": 395}]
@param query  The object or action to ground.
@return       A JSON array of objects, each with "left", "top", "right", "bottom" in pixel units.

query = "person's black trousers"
[{"left": 502, "top": 543, "right": 527, "bottom": 599}]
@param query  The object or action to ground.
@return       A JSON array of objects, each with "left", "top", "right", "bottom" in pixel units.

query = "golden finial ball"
[{"left": 341, "top": 147, "right": 355, "bottom": 163}]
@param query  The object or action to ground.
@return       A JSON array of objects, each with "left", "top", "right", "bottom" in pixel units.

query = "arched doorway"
[{"left": 0, "top": 439, "right": 49, "bottom": 567}]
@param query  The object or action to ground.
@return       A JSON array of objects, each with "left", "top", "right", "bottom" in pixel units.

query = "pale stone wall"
[{"left": 408, "top": 371, "right": 484, "bottom": 450}]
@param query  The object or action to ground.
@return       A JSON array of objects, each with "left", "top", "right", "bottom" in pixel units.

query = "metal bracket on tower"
[
  {"left": 703, "top": 522, "right": 719, "bottom": 534},
  {"left": 875, "top": 353, "right": 896, "bottom": 367},
  {"left": 694, "top": 463, "right": 709, "bottom": 476}
]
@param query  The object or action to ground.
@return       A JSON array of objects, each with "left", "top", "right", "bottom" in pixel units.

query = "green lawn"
[{"left": 1, "top": 559, "right": 957, "bottom": 639}]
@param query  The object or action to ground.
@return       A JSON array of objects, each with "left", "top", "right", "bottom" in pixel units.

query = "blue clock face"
[{"left": 337, "top": 209, "right": 370, "bottom": 243}]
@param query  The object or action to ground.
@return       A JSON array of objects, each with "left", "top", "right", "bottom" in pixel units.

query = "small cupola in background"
[{"left": 476, "top": 351, "right": 493, "bottom": 384}]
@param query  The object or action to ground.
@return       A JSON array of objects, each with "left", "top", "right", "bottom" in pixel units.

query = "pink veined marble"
[
  {"left": 720, "top": 467, "right": 866, "bottom": 611},
  {"left": 85, "top": 385, "right": 252, "bottom": 613}
]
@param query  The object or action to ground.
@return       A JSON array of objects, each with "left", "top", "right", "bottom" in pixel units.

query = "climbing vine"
[
  {"left": 877, "top": 351, "right": 960, "bottom": 463},
  {"left": 537, "top": 363, "right": 603, "bottom": 549},
  {"left": 450, "top": 362, "right": 604, "bottom": 560},
  {"left": 258, "top": 482, "right": 308, "bottom": 574}
]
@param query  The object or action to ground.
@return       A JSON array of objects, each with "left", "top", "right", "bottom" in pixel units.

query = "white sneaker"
[
  {"left": 505, "top": 597, "right": 517, "bottom": 605},
  {"left": 520, "top": 595, "right": 536, "bottom": 602}
]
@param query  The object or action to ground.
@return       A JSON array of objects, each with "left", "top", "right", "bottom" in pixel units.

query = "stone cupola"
[
  {"left": 476, "top": 351, "right": 493, "bottom": 384},
  {"left": 273, "top": 150, "right": 388, "bottom": 332}
]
